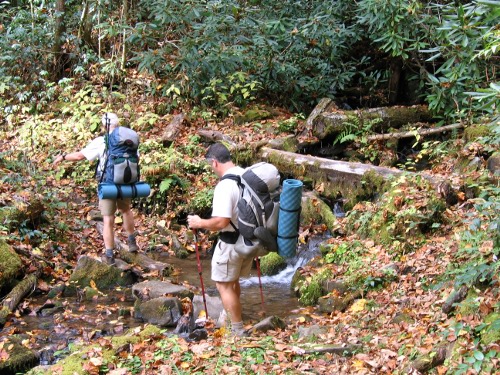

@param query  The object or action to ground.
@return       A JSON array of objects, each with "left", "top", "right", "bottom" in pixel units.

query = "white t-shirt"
[
  {"left": 80, "top": 136, "right": 106, "bottom": 178},
  {"left": 211, "top": 166, "right": 244, "bottom": 232}
]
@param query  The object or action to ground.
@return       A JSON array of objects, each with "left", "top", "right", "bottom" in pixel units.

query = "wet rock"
[
  {"left": 136, "top": 297, "right": 183, "bottom": 327},
  {"left": 36, "top": 301, "right": 64, "bottom": 317},
  {"left": 192, "top": 294, "right": 224, "bottom": 322},
  {"left": 321, "top": 279, "right": 349, "bottom": 295},
  {"left": 248, "top": 315, "right": 286, "bottom": 335},
  {"left": 132, "top": 280, "right": 193, "bottom": 301}
]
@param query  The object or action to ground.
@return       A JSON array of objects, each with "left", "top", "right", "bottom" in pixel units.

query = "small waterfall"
[{"left": 240, "top": 236, "right": 323, "bottom": 288}]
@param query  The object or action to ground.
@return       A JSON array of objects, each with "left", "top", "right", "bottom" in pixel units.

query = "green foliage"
[
  {"left": 187, "top": 187, "right": 214, "bottom": 215},
  {"left": 443, "top": 320, "right": 500, "bottom": 374},
  {"left": 421, "top": 1, "right": 500, "bottom": 122},
  {"left": 200, "top": 72, "right": 262, "bottom": 116},
  {"left": 131, "top": 0, "right": 360, "bottom": 111},
  {"left": 1, "top": 0, "right": 498, "bottom": 123},
  {"left": 356, "top": 0, "right": 425, "bottom": 59},
  {"left": 335, "top": 116, "right": 382, "bottom": 162},
  {"left": 323, "top": 241, "right": 365, "bottom": 265}
]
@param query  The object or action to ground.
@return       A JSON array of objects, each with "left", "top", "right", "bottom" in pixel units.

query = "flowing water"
[{"left": 158, "top": 236, "right": 321, "bottom": 319}]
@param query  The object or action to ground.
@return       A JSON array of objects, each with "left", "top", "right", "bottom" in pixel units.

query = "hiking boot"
[
  {"left": 254, "top": 227, "right": 278, "bottom": 252},
  {"left": 231, "top": 328, "right": 249, "bottom": 338},
  {"left": 100, "top": 254, "right": 116, "bottom": 266},
  {"left": 128, "top": 237, "right": 139, "bottom": 253}
]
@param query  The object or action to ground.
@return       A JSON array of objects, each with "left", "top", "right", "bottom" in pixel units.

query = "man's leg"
[
  {"left": 99, "top": 198, "right": 117, "bottom": 263},
  {"left": 216, "top": 280, "right": 243, "bottom": 324},
  {"left": 119, "top": 199, "right": 138, "bottom": 252},
  {"left": 102, "top": 214, "right": 116, "bottom": 250}
]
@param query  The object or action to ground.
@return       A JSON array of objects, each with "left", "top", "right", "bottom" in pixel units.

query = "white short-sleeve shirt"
[
  {"left": 80, "top": 136, "right": 106, "bottom": 177},
  {"left": 211, "top": 166, "right": 244, "bottom": 232}
]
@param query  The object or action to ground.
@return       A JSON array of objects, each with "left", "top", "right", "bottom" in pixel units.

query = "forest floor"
[{"left": 0, "top": 101, "right": 499, "bottom": 374}]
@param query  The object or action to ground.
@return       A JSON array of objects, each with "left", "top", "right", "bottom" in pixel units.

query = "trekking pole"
[
  {"left": 254, "top": 257, "right": 265, "bottom": 312},
  {"left": 192, "top": 228, "right": 209, "bottom": 316}
]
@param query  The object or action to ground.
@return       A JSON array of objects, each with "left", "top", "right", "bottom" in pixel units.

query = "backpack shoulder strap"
[
  {"left": 219, "top": 173, "right": 242, "bottom": 233},
  {"left": 220, "top": 173, "right": 241, "bottom": 185}
]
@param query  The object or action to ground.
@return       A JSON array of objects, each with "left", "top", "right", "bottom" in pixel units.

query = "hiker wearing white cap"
[{"left": 53, "top": 113, "right": 139, "bottom": 264}]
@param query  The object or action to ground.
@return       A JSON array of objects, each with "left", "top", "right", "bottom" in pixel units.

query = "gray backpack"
[{"left": 222, "top": 162, "right": 281, "bottom": 258}]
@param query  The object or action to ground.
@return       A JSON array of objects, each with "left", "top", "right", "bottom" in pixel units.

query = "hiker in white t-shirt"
[
  {"left": 188, "top": 143, "right": 252, "bottom": 337},
  {"left": 53, "top": 113, "right": 139, "bottom": 265}
]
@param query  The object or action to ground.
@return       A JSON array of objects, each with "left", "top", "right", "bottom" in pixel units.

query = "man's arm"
[
  {"left": 187, "top": 215, "right": 230, "bottom": 232},
  {"left": 53, "top": 151, "right": 86, "bottom": 165}
]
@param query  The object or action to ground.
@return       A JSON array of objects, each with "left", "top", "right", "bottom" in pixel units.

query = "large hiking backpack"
[
  {"left": 102, "top": 126, "right": 140, "bottom": 185},
  {"left": 222, "top": 162, "right": 281, "bottom": 258}
]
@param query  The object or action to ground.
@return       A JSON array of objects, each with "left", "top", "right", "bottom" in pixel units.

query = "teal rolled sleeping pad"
[
  {"left": 277, "top": 179, "right": 303, "bottom": 258},
  {"left": 98, "top": 182, "right": 151, "bottom": 199}
]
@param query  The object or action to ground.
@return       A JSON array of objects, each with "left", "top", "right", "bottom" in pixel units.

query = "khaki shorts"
[
  {"left": 99, "top": 198, "right": 131, "bottom": 216},
  {"left": 211, "top": 240, "right": 253, "bottom": 282}
]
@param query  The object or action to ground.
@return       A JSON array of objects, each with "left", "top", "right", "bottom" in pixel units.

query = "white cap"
[{"left": 102, "top": 112, "right": 119, "bottom": 127}]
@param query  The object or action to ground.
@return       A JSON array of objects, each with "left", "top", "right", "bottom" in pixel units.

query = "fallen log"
[
  {"left": 442, "top": 285, "right": 469, "bottom": 315},
  {"left": 366, "top": 123, "right": 463, "bottom": 142},
  {"left": 0, "top": 272, "right": 39, "bottom": 327},
  {"left": 198, "top": 129, "right": 237, "bottom": 147},
  {"left": 161, "top": 113, "right": 185, "bottom": 147},
  {"left": 258, "top": 147, "right": 457, "bottom": 204},
  {"left": 198, "top": 128, "right": 269, "bottom": 152},
  {"left": 303, "top": 98, "right": 433, "bottom": 140}
]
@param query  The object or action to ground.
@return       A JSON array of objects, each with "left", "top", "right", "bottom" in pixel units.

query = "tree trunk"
[
  {"left": 121, "top": 0, "right": 129, "bottom": 70},
  {"left": 388, "top": 58, "right": 402, "bottom": 105},
  {"left": 50, "top": 0, "right": 67, "bottom": 81},
  {"left": 78, "top": 0, "right": 94, "bottom": 49}
]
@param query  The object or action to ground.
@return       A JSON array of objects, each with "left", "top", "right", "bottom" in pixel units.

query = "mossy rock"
[
  {"left": 260, "top": 252, "right": 286, "bottom": 276},
  {"left": 65, "top": 256, "right": 135, "bottom": 296},
  {"left": 346, "top": 175, "right": 446, "bottom": 253},
  {"left": 463, "top": 124, "right": 490, "bottom": 143},
  {"left": 234, "top": 107, "right": 273, "bottom": 125},
  {"left": 0, "top": 336, "right": 38, "bottom": 375},
  {"left": 290, "top": 257, "right": 323, "bottom": 296},
  {"left": 481, "top": 312, "right": 500, "bottom": 345},
  {"left": 0, "top": 240, "right": 23, "bottom": 292},
  {"left": 301, "top": 193, "right": 337, "bottom": 233},
  {"left": 297, "top": 268, "right": 333, "bottom": 306}
]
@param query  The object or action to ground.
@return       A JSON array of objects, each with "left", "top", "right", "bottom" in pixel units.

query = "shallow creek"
[{"left": 0, "top": 236, "right": 321, "bottom": 364}]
